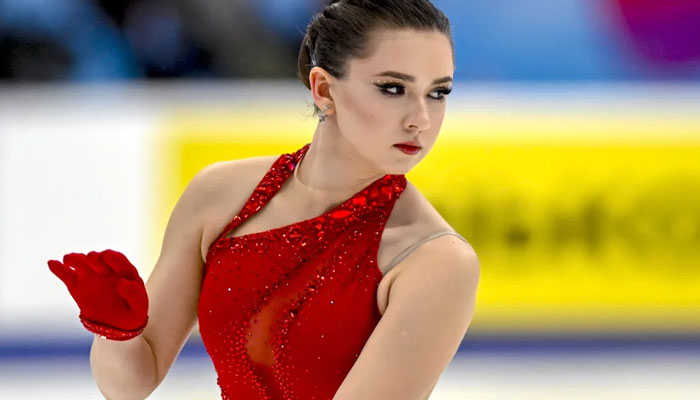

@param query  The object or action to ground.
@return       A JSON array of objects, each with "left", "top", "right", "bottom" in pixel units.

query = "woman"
[{"left": 47, "top": 0, "right": 480, "bottom": 399}]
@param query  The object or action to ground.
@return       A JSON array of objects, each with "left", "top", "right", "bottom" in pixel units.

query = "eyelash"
[{"left": 375, "top": 83, "right": 452, "bottom": 102}]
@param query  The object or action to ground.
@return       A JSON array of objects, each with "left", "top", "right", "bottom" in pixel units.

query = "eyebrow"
[{"left": 374, "top": 71, "right": 453, "bottom": 85}]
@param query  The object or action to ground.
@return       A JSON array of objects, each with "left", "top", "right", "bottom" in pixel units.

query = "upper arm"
[
  {"left": 333, "top": 235, "right": 481, "bottom": 400},
  {"left": 141, "top": 161, "right": 227, "bottom": 386}
]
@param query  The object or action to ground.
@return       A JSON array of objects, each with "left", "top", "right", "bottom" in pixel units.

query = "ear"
[{"left": 309, "top": 66, "right": 336, "bottom": 115}]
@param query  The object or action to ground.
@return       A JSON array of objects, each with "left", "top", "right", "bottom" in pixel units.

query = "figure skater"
[{"left": 48, "top": 0, "right": 480, "bottom": 399}]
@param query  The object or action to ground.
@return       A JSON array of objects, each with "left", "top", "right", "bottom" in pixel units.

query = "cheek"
[
  {"left": 430, "top": 107, "right": 447, "bottom": 131},
  {"left": 338, "top": 90, "right": 386, "bottom": 128}
]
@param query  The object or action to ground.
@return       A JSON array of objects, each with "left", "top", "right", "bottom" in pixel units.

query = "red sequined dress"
[{"left": 198, "top": 142, "right": 407, "bottom": 399}]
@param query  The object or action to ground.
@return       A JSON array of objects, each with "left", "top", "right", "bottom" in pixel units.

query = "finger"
[
  {"left": 63, "top": 253, "right": 98, "bottom": 277},
  {"left": 47, "top": 260, "right": 77, "bottom": 289},
  {"left": 85, "top": 251, "right": 110, "bottom": 275},
  {"left": 116, "top": 279, "right": 148, "bottom": 312},
  {"left": 100, "top": 249, "right": 139, "bottom": 280}
]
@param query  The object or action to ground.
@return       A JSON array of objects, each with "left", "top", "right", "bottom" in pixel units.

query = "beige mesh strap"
[{"left": 383, "top": 229, "right": 469, "bottom": 272}]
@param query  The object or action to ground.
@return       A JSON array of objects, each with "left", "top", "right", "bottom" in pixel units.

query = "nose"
[{"left": 403, "top": 97, "right": 431, "bottom": 132}]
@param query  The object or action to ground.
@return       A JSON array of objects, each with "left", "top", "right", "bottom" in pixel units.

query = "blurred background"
[{"left": 1, "top": 0, "right": 699, "bottom": 399}]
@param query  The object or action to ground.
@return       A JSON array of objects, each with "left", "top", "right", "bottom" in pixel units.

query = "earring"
[{"left": 318, "top": 104, "right": 332, "bottom": 122}]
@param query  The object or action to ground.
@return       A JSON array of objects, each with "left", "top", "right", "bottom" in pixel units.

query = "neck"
[{"left": 292, "top": 126, "right": 386, "bottom": 198}]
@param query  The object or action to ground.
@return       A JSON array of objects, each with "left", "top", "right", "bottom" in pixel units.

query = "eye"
[
  {"left": 429, "top": 86, "right": 452, "bottom": 102},
  {"left": 375, "top": 83, "right": 452, "bottom": 102},
  {"left": 376, "top": 83, "right": 405, "bottom": 97}
]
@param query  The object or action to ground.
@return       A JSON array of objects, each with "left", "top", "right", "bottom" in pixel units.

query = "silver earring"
[{"left": 318, "top": 104, "right": 332, "bottom": 122}]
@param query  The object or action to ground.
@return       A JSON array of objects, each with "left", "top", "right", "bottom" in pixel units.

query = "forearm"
[{"left": 90, "top": 334, "right": 158, "bottom": 400}]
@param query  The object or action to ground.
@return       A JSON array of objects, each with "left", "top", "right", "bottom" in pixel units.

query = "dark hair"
[{"left": 297, "top": 0, "right": 453, "bottom": 118}]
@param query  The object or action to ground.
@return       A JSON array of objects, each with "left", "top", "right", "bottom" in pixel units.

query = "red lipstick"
[{"left": 393, "top": 143, "right": 422, "bottom": 155}]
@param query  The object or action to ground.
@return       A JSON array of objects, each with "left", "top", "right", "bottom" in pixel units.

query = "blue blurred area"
[
  {"left": 436, "top": 0, "right": 700, "bottom": 81},
  {"left": 1, "top": 0, "right": 699, "bottom": 80},
  {"left": 436, "top": 1, "right": 619, "bottom": 80},
  {"left": 0, "top": 0, "right": 141, "bottom": 79}
]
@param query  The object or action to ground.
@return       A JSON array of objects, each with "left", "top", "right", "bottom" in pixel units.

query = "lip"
[
  {"left": 394, "top": 141, "right": 421, "bottom": 147},
  {"left": 393, "top": 144, "right": 422, "bottom": 155}
]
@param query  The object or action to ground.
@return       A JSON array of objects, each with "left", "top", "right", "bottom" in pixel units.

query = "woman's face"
[{"left": 328, "top": 28, "right": 454, "bottom": 175}]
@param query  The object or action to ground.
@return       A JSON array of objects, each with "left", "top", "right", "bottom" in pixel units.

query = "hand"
[{"left": 48, "top": 249, "right": 149, "bottom": 334}]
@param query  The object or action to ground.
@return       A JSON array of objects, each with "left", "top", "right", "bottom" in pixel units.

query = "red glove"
[{"left": 48, "top": 249, "right": 149, "bottom": 341}]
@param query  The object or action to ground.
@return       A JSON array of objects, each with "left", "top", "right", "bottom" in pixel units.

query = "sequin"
[
  {"left": 79, "top": 314, "right": 147, "bottom": 341},
  {"left": 198, "top": 143, "right": 406, "bottom": 399}
]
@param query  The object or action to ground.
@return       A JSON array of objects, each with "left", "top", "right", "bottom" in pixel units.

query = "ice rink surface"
[{"left": 2, "top": 345, "right": 699, "bottom": 399}]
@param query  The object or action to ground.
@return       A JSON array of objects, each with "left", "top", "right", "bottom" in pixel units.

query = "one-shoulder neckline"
[
  {"left": 208, "top": 143, "right": 404, "bottom": 255},
  {"left": 218, "top": 174, "right": 392, "bottom": 242}
]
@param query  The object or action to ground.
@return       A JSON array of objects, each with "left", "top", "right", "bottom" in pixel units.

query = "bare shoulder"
[
  {"left": 186, "top": 154, "right": 278, "bottom": 218},
  {"left": 402, "top": 179, "right": 455, "bottom": 228},
  {"left": 402, "top": 179, "right": 478, "bottom": 274},
  {"left": 193, "top": 154, "right": 279, "bottom": 260},
  {"left": 191, "top": 155, "right": 279, "bottom": 198},
  {"left": 386, "top": 179, "right": 473, "bottom": 256},
  {"left": 394, "top": 223, "right": 479, "bottom": 285}
]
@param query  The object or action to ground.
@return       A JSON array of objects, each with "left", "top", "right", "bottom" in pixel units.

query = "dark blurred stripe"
[{"left": 1, "top": 334, "right": 699, "bottom": 360}]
